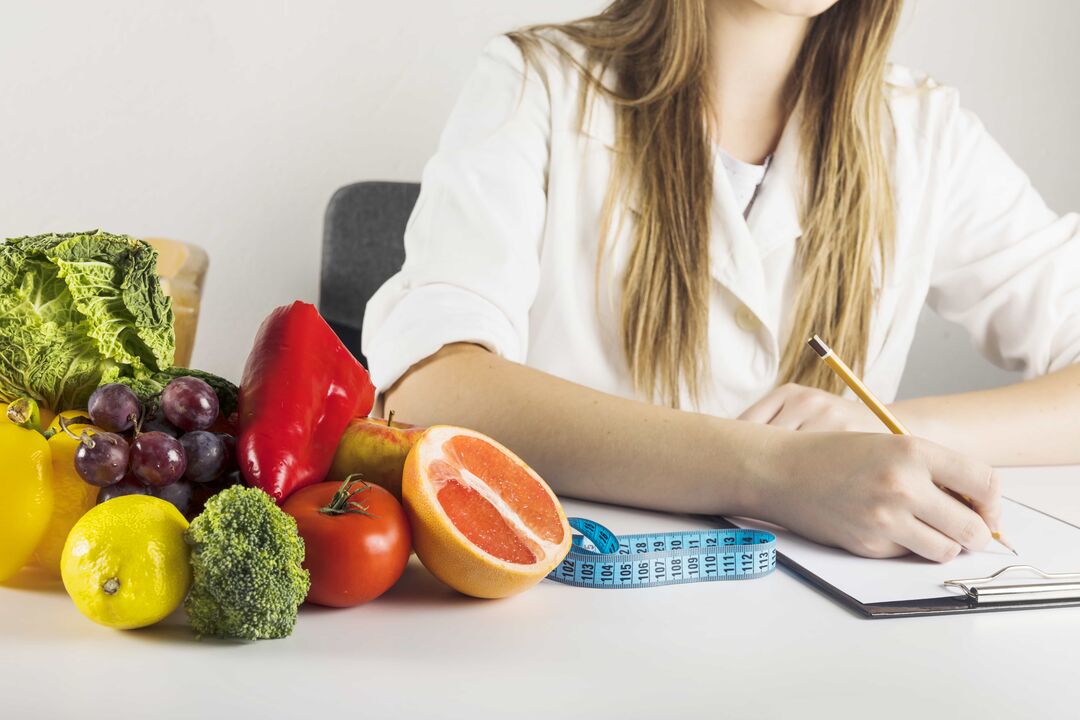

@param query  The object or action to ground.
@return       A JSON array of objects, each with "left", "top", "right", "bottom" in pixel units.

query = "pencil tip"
[{"left": 997, "top": 536, "right": 1019, "bottom": 556}]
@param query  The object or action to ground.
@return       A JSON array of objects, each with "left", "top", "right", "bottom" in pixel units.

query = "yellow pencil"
[{"left": 807, "top": 334, "right": 1018, "bottom": 556}]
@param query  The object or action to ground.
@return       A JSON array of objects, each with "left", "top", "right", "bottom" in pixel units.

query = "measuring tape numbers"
[{"left": 547, "top": 517, "right": 777, "bottom": 589}]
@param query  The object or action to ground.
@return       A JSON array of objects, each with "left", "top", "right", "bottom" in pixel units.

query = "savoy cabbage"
[{"left": 0, "top": 230, "right": 175, "bottom": 410}]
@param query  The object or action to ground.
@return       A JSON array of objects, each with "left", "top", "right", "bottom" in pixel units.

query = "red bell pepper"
[{"left": 237, "top": 301, "right": 374, "bottom": 503}]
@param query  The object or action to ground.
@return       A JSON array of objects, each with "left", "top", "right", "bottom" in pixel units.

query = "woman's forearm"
[
  {"left": 895, "top": 363, "right": 1080, "bottom": 466},
  {"left": 384, "top": 344, "right": 1006, "bottom": 562},
  {"left": 382, "top": 343, "right": 786, "bottom": 516}
]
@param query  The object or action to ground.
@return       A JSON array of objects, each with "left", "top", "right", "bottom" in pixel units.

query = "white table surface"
[{"left": 3, "top": 466, "right": 1080, "bottom": 719}]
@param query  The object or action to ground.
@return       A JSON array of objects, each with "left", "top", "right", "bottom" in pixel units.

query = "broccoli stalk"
[{"left": 185, "top": 486, "right": 310, "bottom": 640}]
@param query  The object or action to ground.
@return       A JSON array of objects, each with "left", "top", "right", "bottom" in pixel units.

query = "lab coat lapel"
[
  {"left": 708, "top": 108, "right": 804, "bottom": 342},
  {"left": 745, "top": 106, "right": 804, "bottom": 257},
  {"left": 709, "top": 153, "right": 770, "bottom": 329}
]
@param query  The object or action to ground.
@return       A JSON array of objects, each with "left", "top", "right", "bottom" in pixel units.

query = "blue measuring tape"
[{"left": 546, "top": 517, "right": 777, "bottom": 589}]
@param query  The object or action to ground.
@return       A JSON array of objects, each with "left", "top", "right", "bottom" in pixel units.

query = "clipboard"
[
  {"left": 772, "top": 555, "right": 1080, "bottom": 619},
  {"left": 717, "top": 498, "right": 1080, "bottom": 618}
]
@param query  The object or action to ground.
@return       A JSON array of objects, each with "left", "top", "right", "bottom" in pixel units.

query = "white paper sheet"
[{"left": 734, "top": 498, "right": 1080, "bottom": 604}]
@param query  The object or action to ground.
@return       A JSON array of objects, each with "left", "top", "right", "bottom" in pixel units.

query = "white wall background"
[{"left": 2, "top": 1, "right": 1077, "bottom": 397}]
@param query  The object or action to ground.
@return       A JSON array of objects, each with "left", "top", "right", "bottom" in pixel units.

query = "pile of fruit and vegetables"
[{"left": 0, "top": 231, "right": 571, "bottom": 640}]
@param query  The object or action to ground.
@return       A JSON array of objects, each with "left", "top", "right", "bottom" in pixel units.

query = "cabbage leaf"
[{"left": 0, "top": 230, "right": 175, "bottom": 410}]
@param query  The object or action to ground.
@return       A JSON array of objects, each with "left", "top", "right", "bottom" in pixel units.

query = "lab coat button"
[{"left": 735, "top": 304, "right": 760, "bottom": 332}]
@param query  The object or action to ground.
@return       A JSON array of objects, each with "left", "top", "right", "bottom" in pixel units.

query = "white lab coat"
[{"left": 363, "top": 35, "right": 1080, "bottom": 416}]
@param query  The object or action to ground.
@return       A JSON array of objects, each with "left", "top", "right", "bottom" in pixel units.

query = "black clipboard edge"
[{"left": 714, "top": 507, "right": 1080, "bottom": 619}]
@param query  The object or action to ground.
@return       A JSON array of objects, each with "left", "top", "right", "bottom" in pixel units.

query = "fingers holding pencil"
[
  {"left": 806, "top": 335, "right": 1017, "bottom": 556},
  {"left": 916, "top": 440, "right": 1004, "bottom": 529},
  {"left": 909, "top": 450, "right": 1002, "bottom": 552}
]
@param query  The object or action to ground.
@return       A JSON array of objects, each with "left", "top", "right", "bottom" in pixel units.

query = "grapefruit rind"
[{"left": 403, "top": 425, "right": 571, "bottom": 598}]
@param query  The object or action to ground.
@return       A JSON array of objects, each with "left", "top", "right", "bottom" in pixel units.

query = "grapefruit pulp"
[{"left": 402, "top": 426, "right": 571, "bottom": 598}]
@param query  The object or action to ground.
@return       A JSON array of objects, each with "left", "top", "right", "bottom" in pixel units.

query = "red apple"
[{"left": 326, "top": 415, "right": 424, "bottom": 500}]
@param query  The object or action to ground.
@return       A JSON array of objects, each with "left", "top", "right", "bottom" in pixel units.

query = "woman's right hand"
[{"left": 759, "top": 432, "right": 1003, "bottom": 562}]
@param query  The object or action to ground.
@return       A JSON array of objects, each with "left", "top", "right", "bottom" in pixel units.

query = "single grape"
[
  {"left": 141, "top": 408, "right": 180, "bottom": 437},
  {"left": 130, "top": 431, "right": 187, "bottom": 487},
  {"left": 180, "top": 430, "right": 226, "bottom": 483},
  {"left": 152, "top": 480, "right": 193, "bottom": 516},
  {"left": 161, "top": 376, "right": 219, "bottom": 432},
  {"left": 87, "top": 383, "right": 141, "bottom": 433},
  {"left": 217, "top": 433, "right": 237, "bottom": 473},
  {"left": 74, "top": 431, "right": 129, "bottom": 488},
  {"left": 97, "top": 480, "right": 150, "bottom": 504}
]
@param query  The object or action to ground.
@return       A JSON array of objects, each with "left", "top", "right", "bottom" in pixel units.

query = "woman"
[{"left": 363, "top": 0, "right": 1080, "bottom": 562}]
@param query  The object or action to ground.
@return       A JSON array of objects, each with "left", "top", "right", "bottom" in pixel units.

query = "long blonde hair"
[{"left": 510, "top": 0, "right": 902, "bottom": 407}]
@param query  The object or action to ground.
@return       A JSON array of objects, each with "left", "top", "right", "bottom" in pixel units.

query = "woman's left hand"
[{"left": 738, "top": 383, "right": 885, "bottom": 433}]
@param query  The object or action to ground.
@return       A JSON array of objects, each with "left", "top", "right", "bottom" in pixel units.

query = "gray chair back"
[{"left": 320, "top": 181, "right": 420, "bottom": 365}]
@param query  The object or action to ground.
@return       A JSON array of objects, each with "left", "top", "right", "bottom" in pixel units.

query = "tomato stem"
[{"left": 319, "top": 473, "right": 379, "bottom": 518}]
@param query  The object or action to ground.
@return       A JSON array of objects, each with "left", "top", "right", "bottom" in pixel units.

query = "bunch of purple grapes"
[{"left": 73, "top": 376, "right": 241, "bottom": 518}]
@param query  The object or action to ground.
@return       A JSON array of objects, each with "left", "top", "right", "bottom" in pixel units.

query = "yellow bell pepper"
[
  {"left": 0, "top": 421, "right": 54, "bottom": 581},
  {"left": 48, "top": 409, "right": 95, "bottom": 435},
  {"left": 32, "top": 413, "right": 101, "bottom": 576}
]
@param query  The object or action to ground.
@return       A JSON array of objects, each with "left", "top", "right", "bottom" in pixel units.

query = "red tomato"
[{"left": 283, "top": 477, "right": 412, "bottom": 607}]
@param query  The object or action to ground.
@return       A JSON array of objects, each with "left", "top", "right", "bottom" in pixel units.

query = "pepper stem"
[
  {"left": 7, "top": 397, "right": 41, "bottom": 430},
  {"left": 319, "top": 474, "right": 379, "bottom": 518}
]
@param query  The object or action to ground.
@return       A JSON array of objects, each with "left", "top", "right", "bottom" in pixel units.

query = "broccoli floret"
[{"left": 184, "top": 486, "right": 310, "bottom": 640}]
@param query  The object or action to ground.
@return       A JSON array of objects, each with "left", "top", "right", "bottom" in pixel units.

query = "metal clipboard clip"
[{"left": 944, "top": 565, "right": 1080, "bottom": 605}]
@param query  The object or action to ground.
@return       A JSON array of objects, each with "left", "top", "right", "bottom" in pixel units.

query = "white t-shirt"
[
  {"left": 362, "top": 35, "right": 1080, "bottom": 416},
  {"left": 718, "top": 150, "right": 770, "bottom": 217}
]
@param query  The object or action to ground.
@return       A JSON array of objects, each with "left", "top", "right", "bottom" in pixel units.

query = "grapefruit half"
[{"left": 402, "top": 426, "right": 571, "bottom": 598}]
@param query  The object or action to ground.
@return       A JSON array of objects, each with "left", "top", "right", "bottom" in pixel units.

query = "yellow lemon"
[
  {"left": 32, "top": 423, "right": 101, "bottom": 577},
  {"left": 61, "top": 495, "right": 191, "bottom": 629}
]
